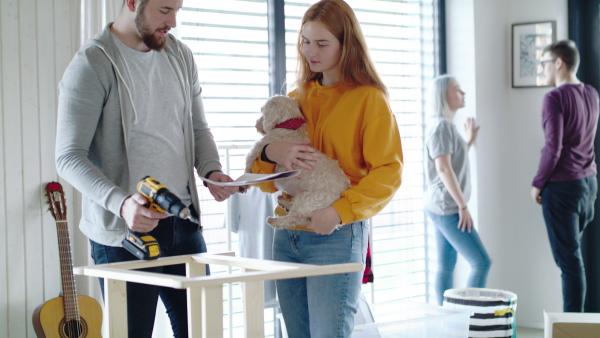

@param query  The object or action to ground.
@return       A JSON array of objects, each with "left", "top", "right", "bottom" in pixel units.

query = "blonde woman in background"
[{"left": 424, "top": 75, "right": 491, "bottom": 305}]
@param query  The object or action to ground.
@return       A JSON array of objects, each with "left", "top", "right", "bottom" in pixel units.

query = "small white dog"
[{"left": 244, "top": 95, "right": 351, "bottom": 229}]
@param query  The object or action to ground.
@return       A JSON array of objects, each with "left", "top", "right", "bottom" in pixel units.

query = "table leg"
[{"left": 104, "top": 279, "right": 127, "bottom": 337}]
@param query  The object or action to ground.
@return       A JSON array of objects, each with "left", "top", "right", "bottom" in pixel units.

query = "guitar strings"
[{"left": 53, "top": 192, "right": 82, "bottom": 337}]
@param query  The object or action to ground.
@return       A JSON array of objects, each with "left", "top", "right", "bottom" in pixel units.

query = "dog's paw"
[
  {"left": 277, "top": 194, "right": 293, "bottom": 211},
  {"left": 267, "top": 215, "right": 310, "bottom": 229},
  {"left": 267, "top": 216, "right": 288, "bottom": 229}
]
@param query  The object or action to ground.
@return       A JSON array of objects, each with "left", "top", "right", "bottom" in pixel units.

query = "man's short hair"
[
  {"left": 543, "top": 40, "right": 580, "bottom": 72},
  {"left": 122, "top": 0, "right": 150, "bottom": 6}
]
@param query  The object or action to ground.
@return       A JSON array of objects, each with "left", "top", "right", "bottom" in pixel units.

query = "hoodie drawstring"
[{"left": 98, "top": 48, "right": 140, "bottom": 125}]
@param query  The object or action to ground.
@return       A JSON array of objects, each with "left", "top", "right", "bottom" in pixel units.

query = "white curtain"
[
  {"left": 73, "top": 0, "right": 121, "bottom": 299},
  {"left": 76, "top": 1, "right": 173, "bottom": 336},
  {"left": 80, "top": 0, "right": 121, "bottom": 45}
]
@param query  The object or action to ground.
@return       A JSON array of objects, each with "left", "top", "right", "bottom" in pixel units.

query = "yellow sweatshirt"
[{"left": 252, "top": 81, "right": 403, "bottom": 228}]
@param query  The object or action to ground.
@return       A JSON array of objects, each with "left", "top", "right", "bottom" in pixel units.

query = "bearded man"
[{"left": 55, "top": 1, "right": 238, "bottom": 336}]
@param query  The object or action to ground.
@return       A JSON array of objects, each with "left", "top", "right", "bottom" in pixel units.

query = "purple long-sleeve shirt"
[{"left": 532, "top": 83, "right": 599, "bottom": 190}]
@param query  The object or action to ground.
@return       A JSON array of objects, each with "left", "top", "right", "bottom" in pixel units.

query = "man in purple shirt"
[{"left": 531, "top": 40, "right": 599, "bottom": 312}]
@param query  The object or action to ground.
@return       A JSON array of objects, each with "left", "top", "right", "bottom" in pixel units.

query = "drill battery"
[{"left": 122, "top": 231, "right": 160, "bottom": 260}]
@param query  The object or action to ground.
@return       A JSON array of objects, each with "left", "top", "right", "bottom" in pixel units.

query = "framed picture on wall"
[{"left": 511, "top": 21, "right": 556, "bottom": 88}]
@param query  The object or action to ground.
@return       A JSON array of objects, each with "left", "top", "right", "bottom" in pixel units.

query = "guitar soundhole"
[{"left": 58, "top": 318, "right": 88, "bottom": 338}]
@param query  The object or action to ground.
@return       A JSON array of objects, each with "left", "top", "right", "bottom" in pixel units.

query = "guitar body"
[
  {"left": 35, "top": 182, "right": 103, "bottom": 337},
  {"left": 33, "top": 295, "right": 102, "bottom": 338}
]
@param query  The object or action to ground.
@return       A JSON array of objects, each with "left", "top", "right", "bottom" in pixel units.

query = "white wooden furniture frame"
[{"left": 73, "top": 253, "right": 363, "bottom": 338}]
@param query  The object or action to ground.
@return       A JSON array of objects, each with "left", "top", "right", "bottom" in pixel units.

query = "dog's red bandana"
[{"left": 275, "top": 118, "right": 305, "bottom": 130}]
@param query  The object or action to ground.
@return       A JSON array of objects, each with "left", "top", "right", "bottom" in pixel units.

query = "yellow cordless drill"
[{"left": 121, "top": 176, "right": 198, "bottom": 260}]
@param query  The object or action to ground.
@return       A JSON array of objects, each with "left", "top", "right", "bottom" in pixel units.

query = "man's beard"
[{"left": 135, "top": 7, "right": 168, "bottom": 51}]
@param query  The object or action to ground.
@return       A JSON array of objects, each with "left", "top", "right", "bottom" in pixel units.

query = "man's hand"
[
  {"left": 531, "top": 186, "right": 542, "bottom": 205},
  {"left": 265, "top": 141, "right": 319, "bottom": 171},
  {"left": 306, "top": 206, "right": 342, "bottom": 235},
  {"left": 120, "top": 193, "right": 169, "bottom": 232},
  {"left": 207, "top": 171, "right": 239, "bottom": 202}
]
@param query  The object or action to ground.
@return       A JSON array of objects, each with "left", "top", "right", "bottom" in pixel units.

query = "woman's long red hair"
[{"left": 292, "top": 0, "right": 387, "bottom": 96}]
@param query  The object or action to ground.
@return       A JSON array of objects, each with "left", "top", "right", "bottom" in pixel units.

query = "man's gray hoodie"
[{"left": 56, "top": 24, "right": 222, "bottom": 246}]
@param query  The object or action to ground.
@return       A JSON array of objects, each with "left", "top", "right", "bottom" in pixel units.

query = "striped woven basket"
[{"left": 443, "top": 288, "right": 518, "bottom": 338}]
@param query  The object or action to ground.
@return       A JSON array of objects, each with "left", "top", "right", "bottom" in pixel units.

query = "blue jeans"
[
  {"left": 274, "top": 221, "right": 368, "bottom": 338},
  {"left": 541, "top": 176, "right": 597, "bottom": 312},
  {"left": 90, "top": 215, "right": 208, "bottom": 338},
  {"left": 426, "top": 211, "right": 491, "bottom": 305}
]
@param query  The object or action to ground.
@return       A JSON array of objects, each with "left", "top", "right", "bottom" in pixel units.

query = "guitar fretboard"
[{"left": 50, "top": 190, "right": 81, "bottom": 322}]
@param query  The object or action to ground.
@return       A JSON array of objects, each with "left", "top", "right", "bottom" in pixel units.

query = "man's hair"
[
  {"left": 427, "top": 75, "right": 455, "bottom": 118},
  {"left": 543, "top": 40, "right": 580, "bottom": 72},
  {"left": 122, "top": 0, "right": 150, "bottom": 7},
  {"left": 293, "top": 0, "right": 387, "bottom": 95}
]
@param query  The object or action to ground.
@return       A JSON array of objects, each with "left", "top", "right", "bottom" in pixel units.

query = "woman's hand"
[
  {"left": 265, "top": 141, "right": 319, "bottom": 171},
  {"left": 306, "top": 206, "right": 342, "bottom": 235},
  {"left": 458, "top": 207, "right": 473, "bottom": 233},
  {"left": 435, "top": 154, "right": 471, "bottom": 231},
  {"left": 464, "top": 117, "right": 480, "bottom": 148}
]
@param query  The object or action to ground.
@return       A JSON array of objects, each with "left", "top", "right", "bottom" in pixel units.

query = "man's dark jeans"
[
  {"left": 541, "top": 176, "right": 597, "bottom": 312},
  {"left": 91, "top": 215, "right": 208, "bottom": 338}
]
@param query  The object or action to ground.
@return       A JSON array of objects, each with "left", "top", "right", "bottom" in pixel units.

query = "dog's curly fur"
[{"left": 244, "top": 95, "right": 351, "bottom": 229}]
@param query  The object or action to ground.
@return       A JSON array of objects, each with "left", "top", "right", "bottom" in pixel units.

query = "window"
[
  {"left": 179, "top": 0, "right": 438, "bottom": 335},
  {"left": 179, "top": 3, "right": 271, "bottom": 337}
]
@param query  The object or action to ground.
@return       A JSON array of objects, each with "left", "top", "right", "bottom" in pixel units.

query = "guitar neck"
[{"left": 56, "top": 219, "right": 80, "bottom": 321}]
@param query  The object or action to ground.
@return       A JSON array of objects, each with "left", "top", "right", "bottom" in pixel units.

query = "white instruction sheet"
[{"left": 200, "top": 170, "right": 300, "bottom": 187}]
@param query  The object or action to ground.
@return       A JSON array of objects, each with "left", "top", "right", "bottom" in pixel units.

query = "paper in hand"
[{"left": 200, "top": 170, "right": 301, "bottom": 187}]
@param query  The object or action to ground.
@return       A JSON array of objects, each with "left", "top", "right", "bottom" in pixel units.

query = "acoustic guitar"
[{"left": 32, "top": 182, "right": 102, "bottom": 337}]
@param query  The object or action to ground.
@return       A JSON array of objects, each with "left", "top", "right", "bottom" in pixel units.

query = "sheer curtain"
[
  {"left": 76, "top": 1, "right": 173, "bottom": 336},
  {"left": 79, "top": 0, "right": 121, "bottom": 44},
  {"left": 74, "top": 0, "right": 121, "bottom": 277},
  {"left": 568, "top": 0, "right": 600, "bottom": 312}
]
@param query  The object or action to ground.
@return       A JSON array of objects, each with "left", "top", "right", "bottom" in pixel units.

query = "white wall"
[
  {"left": 0, "top": 1, "right": 86, "bottom": 337},
  {"left": 447, "top": 0, "right": 569, "bottom": 328}
]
